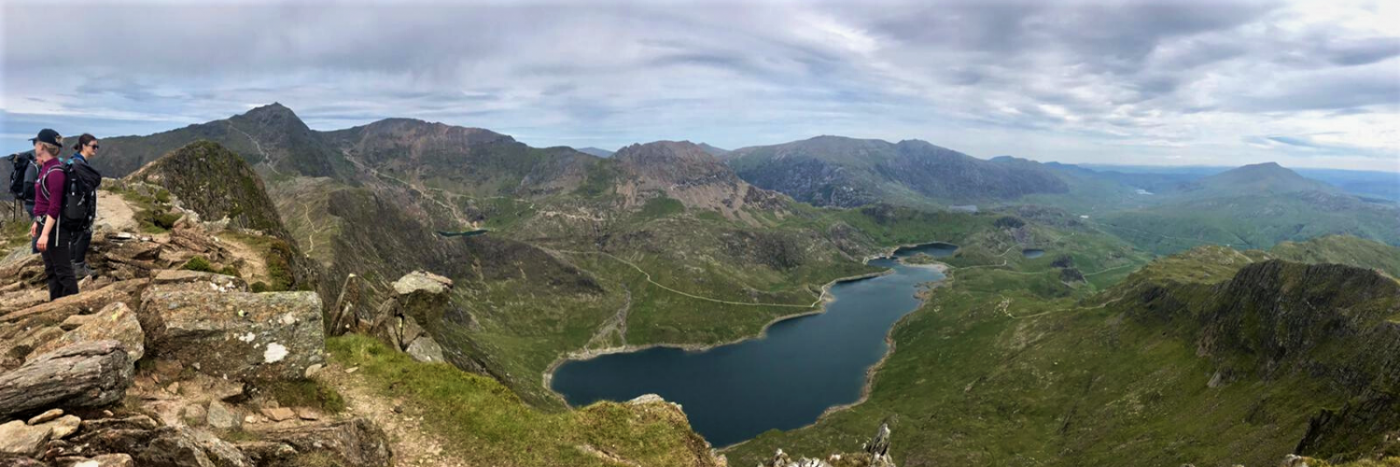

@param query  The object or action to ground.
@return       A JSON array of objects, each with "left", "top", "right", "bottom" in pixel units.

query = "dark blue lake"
[{"left": 549, "top": 242, "right": 955, "bottom": 447}]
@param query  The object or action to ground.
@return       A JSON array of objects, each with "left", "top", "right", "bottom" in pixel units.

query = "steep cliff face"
[
  {"left": 1126, "top": 257, "right": 1400, "bottom": 463},
  {"left": 1195, "top": 261, "right": 1400, "bottom": 462},
  {"left": 613, "top": 140, "right": 787, "bottom": 219},
  {"left": 323, "top": 117, "right": 597, "bottom": 198}
]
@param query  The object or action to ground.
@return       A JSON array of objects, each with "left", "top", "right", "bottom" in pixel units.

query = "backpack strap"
[{"left": 37, "top": 164, "right": 63, "bottom": 201}]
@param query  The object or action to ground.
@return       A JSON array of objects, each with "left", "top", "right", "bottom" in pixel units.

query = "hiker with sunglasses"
[{"left": 67, "top": 134, "right": 102, "bottom": 279}]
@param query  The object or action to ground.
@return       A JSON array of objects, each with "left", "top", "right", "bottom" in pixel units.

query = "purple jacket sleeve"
[{"left": 37, "top": 164, "right": 65, "bottom": 219}]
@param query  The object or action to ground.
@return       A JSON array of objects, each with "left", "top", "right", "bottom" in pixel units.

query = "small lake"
[
  {"left": 549, "top": 242, "right": 955, "bottom": 448},
  {"left": 1022, "top": 248, "right": 1045, "bottom": 258}
]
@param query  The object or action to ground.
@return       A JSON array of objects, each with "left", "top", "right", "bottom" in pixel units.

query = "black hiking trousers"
[
  {"left": 40, "top": 225, "right": 79, "bottom": 301},
  {"left": 70, "top": 226, "right": 92, "bottom": 265}
]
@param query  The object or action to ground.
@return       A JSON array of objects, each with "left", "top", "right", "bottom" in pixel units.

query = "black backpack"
[
  {"left": 62, "top": 159, "right": 102, "bottom": 228},
  {"left": 8, "top": 152, "right": 34, "bottom": 201}
]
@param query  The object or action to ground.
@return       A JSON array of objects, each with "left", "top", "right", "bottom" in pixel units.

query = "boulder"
[
  {"left": 390, "top": 271, "right": 452, "bottom": 326},
  {"left": 246, "top": 418, "right": 392, "bottom": 467},
  {"left": 0, "top": 340, "right": 134, "bottom": 419},
  {"left": 0, "top": 326, "right": 64, "bottom": 371},
  {"left": 405, "top": 336, "right": 446, "bottom": 363},
  {"left": 364, "top": 271, "right": 454, "bottom": 357},
  {"left": 0, "top": 420, "right": 53, "bottom": 457},
  {"left": 139, "top": 291, "right": 324, "bottom": 382},
  {"left": 206, "top": 401, "right": 239, "bottom": 430},
  {"left": 29, "top": 302, "right": 145, "bottom": 363}
]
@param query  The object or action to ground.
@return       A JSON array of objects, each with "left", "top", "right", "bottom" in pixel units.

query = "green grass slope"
[
  {"left": 728, "top": 238, "right": 1400, "bottom": 466},
  {"left": 328, "top": 335, "right": 721, "bottom": 467},
  {"left": 1100, "top": 191, "right": 1400, "bottom": 255}
]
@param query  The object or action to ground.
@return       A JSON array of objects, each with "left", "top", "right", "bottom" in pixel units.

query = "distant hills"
[
  {"left": 573, "top": 143, "right": 730, "bottom": 158},
  {"left": 575, "top": 147, "right": 614, "bottom": 157},
  {"left": 725, "top": 135, "right": 1069, "bottom": 207},
  {"left": 1179, "top": 162, "right": 1338, "bottom": 198}
]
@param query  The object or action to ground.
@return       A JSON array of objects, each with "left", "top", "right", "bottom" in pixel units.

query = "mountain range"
[
  {"left": 724, "top": 135, "right": 1070, "bottom": 207},
  {"left": 3, "top": 103, "right": 1397, "bottom": 466}
]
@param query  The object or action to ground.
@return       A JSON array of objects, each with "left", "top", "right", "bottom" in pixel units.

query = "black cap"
[{"left": 30, "top": 129, "right": 62, "bottom": 148}]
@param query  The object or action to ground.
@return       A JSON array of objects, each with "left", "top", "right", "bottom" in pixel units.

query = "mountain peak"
[
  {"left": 615, "top": 140, "right": 714, "bottom": 163},
  {"left": 1188, "top": 161, "right": 1336, "bottom": 197},
  {"left": 697, "top": 142, "right": 731, "bottom": 158},
  {"left": 242, "top": 102, "right": 297, "bottom": 119},
  {"left": 615, "top": 140, "right": 739, "bottom": 186}
]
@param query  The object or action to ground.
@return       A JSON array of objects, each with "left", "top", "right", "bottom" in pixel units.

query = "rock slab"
[
  {"left": 0, "top": 340, "right": 134, "bottom": 419},
  {"left": 139, "top": 291, "right": 324, "bottom": 381}
]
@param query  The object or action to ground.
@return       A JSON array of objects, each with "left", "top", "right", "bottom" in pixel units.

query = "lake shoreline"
[
  {"left": 541, "top": 268, "right": 895, "bottom": 404},
  {"left": 543, "top": 241, "right": 957, "bottom": 446},
  {"left": 720, "top": 255, "right": 953, "bottom": 453}
]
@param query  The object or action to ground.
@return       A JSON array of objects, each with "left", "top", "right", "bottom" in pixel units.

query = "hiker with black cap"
[
  {"left": 30, "top": 129, "right": 79, "bottom": 300},
  {"left": 66, "top": 134, "right": 103, "bottom": 279}
]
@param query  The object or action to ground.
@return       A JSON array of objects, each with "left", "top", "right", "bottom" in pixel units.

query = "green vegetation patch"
[
  {"left": 637, "top": 196, "right": 685, "bottom": 220},
  {"left": 729, "top": 239, "right": 1400, "bottom": 467},
  {"left": 327, "top": 335, "right": 716, "bottom": 467},
  {"left": 258, "top": 379, "right": 347, "bottom": 414}
]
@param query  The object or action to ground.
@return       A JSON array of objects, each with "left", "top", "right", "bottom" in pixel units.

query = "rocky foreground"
[{"left": 0, "top": 180, "right": 394, "bottom": 466}]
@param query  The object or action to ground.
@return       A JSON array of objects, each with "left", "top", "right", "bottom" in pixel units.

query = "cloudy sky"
[{"left": 2, "top": 0, "right": 1398, "bottom": 171}]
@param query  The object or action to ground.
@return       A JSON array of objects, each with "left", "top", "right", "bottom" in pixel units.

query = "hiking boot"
[{"left": 72, "top": 261, "right": 94, "bottom": 279}]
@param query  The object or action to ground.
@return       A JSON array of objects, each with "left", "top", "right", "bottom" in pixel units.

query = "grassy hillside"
[
  {"left": 1100, "top": 191, "right": 1400, "bottom": 254},
  {"left": 327, "top": 335, "right": 721, "bottom": 466},
  {"left": 1269, "top": 235, "right": 1400, "bottom": 278},
  {"left": 728, "top": 238, "right": 1400, "bottom": 466}
]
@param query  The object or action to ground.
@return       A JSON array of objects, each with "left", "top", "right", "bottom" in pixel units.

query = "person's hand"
[
  {"left": 30, "top": 222, "right": 37, "bottom": 238},
  {"left": 37, "top": 234, "right": 48, "bottom": 252}
]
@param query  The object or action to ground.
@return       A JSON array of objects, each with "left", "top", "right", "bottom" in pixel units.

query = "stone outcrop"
[
  {"left": 243, "top": 418, "right": 393, "bottom": 467},
  {"left": 763, "top": 423, "right": 896, "bottom": 467},
  {"left": 0, "top": 141, "right": 393, "bottom": 467},
  {"left": 139, "top": 290, "right": 325, "bottom": 382},
  {"left": 0, "top": 341, "right": 134, "bottom": 419},
  {"left": 353, "top": 271, "right": 453, "bottom": 363},
  {"left": 29, "top": 302, "right": 145, "bottom": 363}
]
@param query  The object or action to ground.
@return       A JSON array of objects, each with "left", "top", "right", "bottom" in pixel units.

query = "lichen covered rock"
[{"left": 140, "top": 291, "right": 324, "bottom": 382}]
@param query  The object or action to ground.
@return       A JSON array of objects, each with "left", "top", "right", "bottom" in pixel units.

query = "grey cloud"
[
  {"left": 1322, "top": 37, "right": 1400, "bottom": 66},
  {"left": 1, "top": 0, "right": 1396, "bottom": 171}
]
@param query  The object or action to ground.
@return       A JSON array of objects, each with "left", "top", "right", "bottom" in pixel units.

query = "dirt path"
[
  {"left": 315, "top": 362, "right": 470, "bottom": 467},
  {"left": 219, "top": 235, "right": 270, "bottom": 285},
  {"left": 585, "top": 287, "right": 631, "bottom": 349},
  {"left": 94, "top": 190, "right": 139, "bottom": 233}
]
